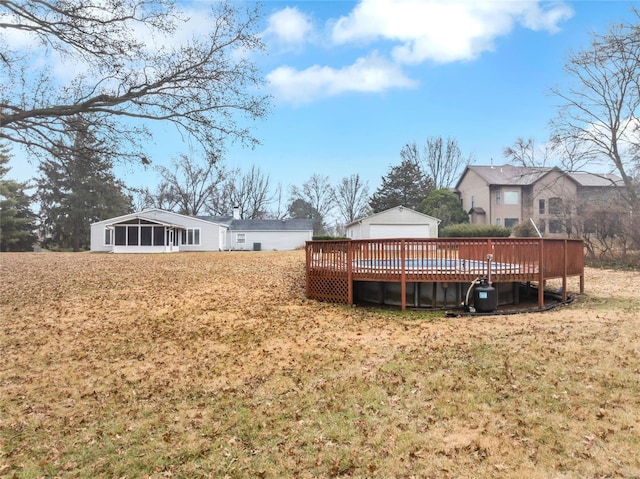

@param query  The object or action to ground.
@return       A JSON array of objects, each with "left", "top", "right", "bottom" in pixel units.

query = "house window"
[
  {"left": 549, "top": 219, "right": 563, "bottom": 233},
  {"left": 141, "top": 226, "right": 153, "bottom": 246},
  {"left": 496, "top": 218, "right": 502, "bottom": 226},
  {"left": 505, "top": 218, "right": 519, "bottom": 228},
  {"left": 112, "top": 223, "right": 168, "bottom": 246},
  {"left": 538, "top": 219, "right": 546, "bottom": 234},
  {"left": 236, "top": 233, "right": 246, "bottom": 244},
  {"left": 182, "top": 228, "right": 201, "bottom": 245},
  {"left": 496, "top": 190, "right": 501, "bottom": 205},
  {"left": 539, "top": 199, "right": 546, "bottom": 215},
  {"left": 471, "top": 196, "right": 476, "bottom": 208},
  {"left": 504, "top": 191, "right": 519, "bottom": 205},
  {"left": 104, "top": 228, "right": 112, "bottom": 246},
  {"left": 115, "top": 226, "right": 126, "bottom": 245},
  {"left": 549, "top": 197, "right": 563, "bottom": 215},
  {"left": 127, "top": 226, "right": 139, "bottom": 246},
  {"left": 154, "top": 227, "right": 165, "bottom": 246}
]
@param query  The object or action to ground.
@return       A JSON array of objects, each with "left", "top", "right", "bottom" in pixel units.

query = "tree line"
[{"left": 0, "top": 133, "right": 471, "bottom": 250}]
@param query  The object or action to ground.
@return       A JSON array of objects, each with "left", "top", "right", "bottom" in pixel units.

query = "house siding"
[
  {"left": 457, "top": 170, "right": 491, "bottom": 220},
  {"left": 491, "top": 186, "right": 523, "bottom": 226},
  {"left": 530, "top": 172, "right": 578, "bottom": 236},
  {"left": 228, "top": 230, "right": 312, "bottom": 251}
]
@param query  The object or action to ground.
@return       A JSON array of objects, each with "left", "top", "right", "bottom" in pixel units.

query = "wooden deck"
[{"left": 306, "top": 238, "right": 585, "bottom": 310}]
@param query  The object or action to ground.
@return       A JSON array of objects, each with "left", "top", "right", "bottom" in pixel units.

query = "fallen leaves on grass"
[{"left": 1, "top": 252, "right": 639, "bottom": 478}]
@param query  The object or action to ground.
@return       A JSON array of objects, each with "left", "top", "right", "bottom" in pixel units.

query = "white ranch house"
[
  {"left": 90, "top": 209, "right": 313, "bottom": 253},
  {"left": 345, "top": 206, "right": 440, "bottom": 239}
]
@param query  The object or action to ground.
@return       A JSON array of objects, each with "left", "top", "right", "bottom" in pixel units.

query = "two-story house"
[{"left": 454, "top": 164, "right": 623, "bottom": 236}]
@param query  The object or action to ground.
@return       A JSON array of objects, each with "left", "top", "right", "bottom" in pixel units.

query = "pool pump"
[
  {"left": 463, "top": 253, "right": 498, "bottom": 313},
  {"left": 473, "top": 277, "right": 497, "bottom": 313}
]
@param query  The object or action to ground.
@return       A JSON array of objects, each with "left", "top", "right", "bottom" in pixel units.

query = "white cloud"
[
  {"left": 267, "top": 52, "right": 417, "bottom": 105},
  {"left": 264, "top": 7, "right": 314, "bottom": 49},
  {"left": 331, "top": 0, "right": 574, "bottom": 64}
]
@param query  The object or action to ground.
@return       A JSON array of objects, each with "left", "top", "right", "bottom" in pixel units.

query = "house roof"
[
  {"left": 345, "top": 205, "right": 441, "bottom": 228},
  {"left": 567, "top": 172, "right": 624, "bottom": 187},
  {"left": 92, "top": 209, "right": 312, "bottom": 232},
  {"left": 197, "top": 215, "right": 234, "bottom": 226},
  {"left": 197, "top": 216, "right": 313, "bottom": 231},
  {"left": 455, "top": 164, "right": 554, "bottom": 189},
  {"left": 455, "top": 164, "right": 623, "bottom": 189},
  {"left": 228, "top": 219, "right": 313, "bottom": 231},
  {"left": 92, "top": 208, "right": 226, "bottom": 228}
]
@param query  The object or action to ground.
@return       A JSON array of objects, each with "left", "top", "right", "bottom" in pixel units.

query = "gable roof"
[
  {"left": 346, "top": 205, "right": 440, "bottom": 228},
  {"left": 455, "top": 164, "right": 554, "bottom": 189},
  {"left": 455, "top": 164, "right": 623, "bottom": 190},
  {"left": 92, "top": 208, "right": 227, "bottom": 228}
]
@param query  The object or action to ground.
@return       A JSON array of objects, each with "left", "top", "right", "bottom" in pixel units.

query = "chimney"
[{"left": 232, "top": 206, "right": 240, "bottom": 220}]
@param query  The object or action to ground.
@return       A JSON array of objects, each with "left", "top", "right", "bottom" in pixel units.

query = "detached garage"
[{"left": 345, "top": 206, "right": 440, "bottom": 239}]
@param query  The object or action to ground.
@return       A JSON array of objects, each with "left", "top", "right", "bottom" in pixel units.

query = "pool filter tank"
[{"left": 474, "top": 278, "right": 497, "bottom": 313}]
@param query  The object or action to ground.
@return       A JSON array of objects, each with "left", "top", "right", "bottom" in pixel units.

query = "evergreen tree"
[
  {"left": 37, "top": 118, "right": 132, "bottom": 251},
  {"left": 369, "top": 159, "right": 434, "bottom": 213},
  {"left": 0, "top": 145, "right": 38, "bottom": 251},
  {"left": 419, "top": 188, "right": 469, "bottom": 229},
  {"left": 287, "top": 198, "right": 323, "bottom": 235}
]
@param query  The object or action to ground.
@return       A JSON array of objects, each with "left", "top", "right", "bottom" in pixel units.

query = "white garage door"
[{"left": 369, "top": 224, "right": 432, "bottom": 239}]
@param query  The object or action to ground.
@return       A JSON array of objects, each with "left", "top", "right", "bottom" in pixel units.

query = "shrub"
[
  {"left": 312, "top": 235, "right": 349, "bottom": 241},
  {"left": 441, "top": 224, "right": 511, "bottom": 238},
  {"left": 511, "top": 220, "right": 541, "bottom": 237}
]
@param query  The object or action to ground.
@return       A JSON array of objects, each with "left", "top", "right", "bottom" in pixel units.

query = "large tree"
[
  {"left": 290, "top": 174, "right": 335, "bottom": 235},
  {"left": 550, "top": 9, "right": 640, "bottom": 215},
  {"left": 369, "top": 158, "right": 433, "bottom": 213},
  {"left": 37, "top": 118, "right": 132, "bottom": 251},
  {"left": 401, "top": 136, "right": 472, "bottom": 189},
  {"left": 155, "top": 154, "right": 226, "bottom": 216},
  {"left": 0, "top": 145, "right": 37, "bottom": 251},
  {"left": 419, "top": 188, "right": 468, "bottom": 229},
  {"left": 334, "top": 174, "right": 371, "bottom": 224},
  {"left": 211, "top": 165, "right": 274, "bottom": 219},
  {"left": 287, "top": 198, "right": 323, "bottom": 235},
  {"left": 0, "top": 0, "right": 270, "bottom": 164}
]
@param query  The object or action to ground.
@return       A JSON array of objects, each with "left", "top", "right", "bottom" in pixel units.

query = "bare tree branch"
[
  {"left": 0, "top": 0, "right": 271, "bottom": 164},
  {"left": 334, "top": 174, "right": 370, "bottom": 224},
  {"left": 401, "top": 136, "right": 472, "bottom": 189},
  {"left": 550, "top": 9, "right": 640, "bottom": 211}
]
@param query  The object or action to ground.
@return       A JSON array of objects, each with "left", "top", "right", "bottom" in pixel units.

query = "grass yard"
[{"left": 1, "top": 251, "right": 639, "bottom": 478}]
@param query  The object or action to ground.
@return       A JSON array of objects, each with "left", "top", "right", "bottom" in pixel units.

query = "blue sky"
[{"left": 6, "top": 0, "right": 639, "bottom": 198}]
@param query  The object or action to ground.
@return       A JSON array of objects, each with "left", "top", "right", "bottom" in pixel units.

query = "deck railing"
[{"left": 306, "top": 237, "right": 584, "bottom": 310}]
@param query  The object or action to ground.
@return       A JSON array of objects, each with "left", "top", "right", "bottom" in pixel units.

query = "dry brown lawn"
[{"left": 1, "top": 251, "right": 639, "bottom": 478}]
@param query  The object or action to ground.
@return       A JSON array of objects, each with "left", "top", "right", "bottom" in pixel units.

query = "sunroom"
[{"left": 105, "top": 217, "right": 184, "bottom": 253}]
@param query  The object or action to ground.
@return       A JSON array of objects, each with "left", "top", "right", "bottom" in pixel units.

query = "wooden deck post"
[
  {"left": 347, "top": 241, "right": 353, "bottom": 305},
  {"left": 400, "top": 239, "right": 406, "bottom": 311},
  {"left": 562, "top": 239, "right": 568, "bottom": 301},
  {"left": 305, "top": 242, "right": 310, "bottom": 299},
  {"left": 538, "top": 238, "right": 544, "bottom": 308}
]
